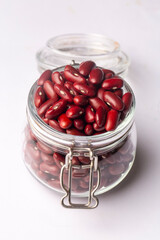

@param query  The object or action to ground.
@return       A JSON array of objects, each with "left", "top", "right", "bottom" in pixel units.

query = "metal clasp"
[{"left": 60, "top": 148, "right": 100, "bottom": 209}]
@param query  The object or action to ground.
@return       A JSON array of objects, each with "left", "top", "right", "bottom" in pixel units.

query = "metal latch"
[{"left": 60, "top": 148, "right": 100, "bottom": 209}]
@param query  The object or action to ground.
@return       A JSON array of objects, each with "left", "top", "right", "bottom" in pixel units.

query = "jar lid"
[{"left": 36, "top": 33, "right": 130, "bottom": 76}]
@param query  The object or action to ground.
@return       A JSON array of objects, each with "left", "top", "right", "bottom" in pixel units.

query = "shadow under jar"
[{"left": 24, "top": 63, "right": 136, "bottom": 209}]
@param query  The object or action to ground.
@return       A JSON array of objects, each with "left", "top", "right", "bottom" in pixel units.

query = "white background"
[{"left": 0, "top": 0, "right": 160, "bottom": 239}]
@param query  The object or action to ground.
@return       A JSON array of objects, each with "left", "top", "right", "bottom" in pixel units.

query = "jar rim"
[{"left": 27, "top": 64, "right": 136, "bottom": 152}]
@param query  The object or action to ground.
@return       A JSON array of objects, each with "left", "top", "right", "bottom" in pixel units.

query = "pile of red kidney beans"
[{"left": 24, "top": 61, "right": 133, "bottom": 193}]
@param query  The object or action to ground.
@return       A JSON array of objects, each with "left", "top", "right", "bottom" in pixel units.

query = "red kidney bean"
[
  {"left": 45, "top": 99, "right": 67, "bottom": 119},
  {"left": 37, "top": 70, "right": 52, "bottom": 86},
  {"left": 34, "top": 87, "right": 46, "bottom": 108},
  {"left": 84, "top": 124, "right": 94, "bottom": 135},
  {"left": 78, "top": 156, "right": 90, "bottom": 164},
  {"left": 102, "top": 77, "right": 123, "bottom": 90},
  {"left": 114, "top": 89, "right": 123, "bottom": 98},
  {"left": 49, "top": 119, "right": 65, "bottom": 133},
  {"left": 26, "top": 142, "right": 41, "bottom": 163},
  {"left": 103, "top": 91, "right": 124, "bottom": 111},
  {"left": 66, "top": 128, "right": 85, "bottom": 136},
  {"left": 36, "top": 170, "right": 49, "bottom": 181},
  {"left": 79, "top": 180, "right": 89, "bottom": 189},
  {"left": 73, "top": 95, "right": 88, "bottom": 106},
  {"left": 37, "top": 141, "right": 53, "bottom": 154},
  {"left": 72, "top": 168, "right": 89, "bottom": 178},
  {"left": 89, "top": 97, "right": 110, "bottom": 112},
  {"left": 93, "top": 123, "right": 105, "bottom": 132},
  {"left": 74, "top": 119, "right": 85, "bottom": 130},
  {"left": 64, "top": 81, "right": 79, "bottom": 96},
  {"left": 53, "top": 152, "right": 65, "bottom": 168},
  {"left": 42, "top": 117, "right": 49, "bottom": 124},
  {"left": 40, "top": 162, "right": 60, "bottom": 176},
  {"left": 66, "top": 106, "right": 84, "bottom": 119},
  {"left": 31, "top": 160, "right": 40, "bottom": 171},
  {"left": 37, "top": 99, "right": 57, "bottom": 117},
  {"left": 43, "top": 80, "right": 59, "bottom": 100},
  {"left": 108, "top": 163, "right": 125, "bottom": 176},
  {"left": 102, "top": 69, "right": 115, "bottom": 79},
  {"left": 64, "top": 65, "right": 86, "bottom": 84},
  {"left": 73, "top": 83, "right": 96, "bottom": 97},
  {"left": 89, "top": 68, "right": 104, "bottom": 84},
  {"left": 54, "top": 84, "right": 73, "bottom": 103},
  {"left": 97, "top": 88, "right": 105, "bottom": 100},
  {"left": 58, "top": 113, "right": 72, "bottom": 129},
  {"left": 41, "top": 152, "right": 54, "bottom": 165},
  {"left": 85, "top": 105, "right": 95, "bottom": 123},
  {"left": 105, "top": 109, "right": 119, "bottom": 131},
  {"left": 48, "top": 179, "right": 61, "bottom": 189},
  {"left": 79, "top": 61, "right": 96, "bottom": 76},
  {"left": 72, "top": 156, "right": 81, "bottom": 165},
  {"left": 93, "top": 130, "right": 106, "bottom": 135},
  {"left": 95, "top": 106, "right": 107, "bottom": 127},
  {"left": 51, "top": 71, "right": 64, "bottom": 85},
  {"left": 122, "top": 92, "right": 132, "bottom": 112}
]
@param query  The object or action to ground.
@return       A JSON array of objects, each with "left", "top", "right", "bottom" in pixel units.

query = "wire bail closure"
[{"left": 60, "top": 148, "right": 100, "bottom": 209}]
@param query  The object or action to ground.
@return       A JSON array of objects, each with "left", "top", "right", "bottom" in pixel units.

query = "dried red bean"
[
  {"left": 43, "top": 80, "right": 58, "bottom": 100},
  {"left": 37, "top": 141, "right": 53, "bottom": 154},
  {"left": 34, "top": 87, "right": 46, "bottom": 108},
  {"left": 114, "top": 89, "right": 123, "bottom": 98},
  {"left": 26, "top": 142, "right": 41, "bottom": 163},
  {"left": 95, "top": 106, "right": 107, "bottom": 127},
  {"left": 41, "top": 152, "right": 54, "bottom": 165},
  {"left": 93, "top": 130, "right": 106, "bottom": 135},
  {"left": 31, "top": 161, "right": 40, "bottom": 171},
  {"left": 97, "top": 88, "right": 105, "bottom": 100},
  {"left": 89, "top": 68, "right": 104, "bottom": 84},
  {"left": 66, "top": 106, "right": 84, "bottom": 119},
  {"left": 84, "top": 124, "right": 94, "bottom": 135},
  {"left": 72, "top": 168, "right": 89, "bottom": 178},
  {"left": 58, "top": 113, "right": 72, "bottom": 129},
  {"left": 37, "top": 99, "right": 57, "bottom": 117},
  {"left": 78, "top": 156, "right": 90, "bottom": 164},
  {"left": 122, "top": 92, "right": 132, "bottom": 112},
  {"left": 54, "top": 84, "right": 73, "bottom": 103},
  {"left": 45, "top": 99, "right": 67, "bottom": 119},
  {"left": 102, "top": 69, "right": 115, "bottom": 79},
  {"left": 40, "top": 162, "right": 60, "bottom": 176},
  {"left": 64, "top": 65, "right": 86, "bottom": 84},
  {"left": 93, "top": 123, "right": 105, "bottom": 132},
  {"left": 85, "top": 105, "right": 95, "bottom": 123},
  {"left": 48, "top": 179, "right": 61, "bottom": 188},
  {"left": 53, "top": 152, "right": 65, "bottom": 168},
  {"left": 49, "top": 119, "right": 65, "bottom": 133},
  {"left": 72, "top": 157, "right": 81, "bottom": 165},
  {"left": 73, "top": 95, "right": 88, "bottom": 106},
  {"left": 29, "top": 129, "right": 37, "bottom": 141},
  {"left": 105, "top": 109, "right": 119, "bottom": 131},
  {"left": 79, "top": 61, "right": 96, "bottom": 76},
  {"left": 108, "top": 163, "right": 125, "bottom": 176},
  {"left": 37, "top": 70, "right": 52, "bottom": 86},
  {"left": 66, "top": 128, "right": 85, "bottom": 136},
  {"left": 51, "top": 71, "right": 64, "bottom": 85},
  {"left": 79, "top": 180, "right": 89, "bottom": 189},
  {"left": 103, "top": 91, "right": 124, "bottom": 111},
  {"left": 73, "top": 83, "right": 96, "bottom": 97},
  {"left": 36, "top": 170, "right": 49, "bottom": 181},
  {"left": 64, "top": 81, "right": 79, "bottom": 96},
  {"left": 102, "top": 77, "right": 123, "bottom": 90},
  {"left": 74, "top": 119, "right": 85, "bottom": 130},
  {"left": 89, "top": 97, "right": 110, "bottom": 112}
]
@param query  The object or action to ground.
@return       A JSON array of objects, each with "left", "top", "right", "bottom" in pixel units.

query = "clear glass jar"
[{"left": 24, "top": 61, "right": 136, "bottom": 209}]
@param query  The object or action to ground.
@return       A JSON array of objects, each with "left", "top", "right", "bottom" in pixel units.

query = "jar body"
[{"left": 24, "top": 122, "right": 136, "bottom": 196}]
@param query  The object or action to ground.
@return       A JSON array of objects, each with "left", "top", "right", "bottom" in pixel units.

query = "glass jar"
[{"left": 24, "top": 60, "right": 136, "bottom": 209}]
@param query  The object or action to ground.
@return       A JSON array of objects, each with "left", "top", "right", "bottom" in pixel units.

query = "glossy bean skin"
[
  {"left": 105, "top": 109, "right": 119, "bottom": 131},
  {"left": 42, "top": 117, "right": 49, "bottom": 124},
  {"left": 78, "top": 156, "right": 90, "bottom": 164},
  {"left": 37, "top": 141, "right": 53, "bottom": 155},
  {"left": 64, "top": 81, "right": 79, "bottom": 96},
  {"left": 72, "top": 156, "right": 81, "bottom": 165},
  {"left": 37, "top": 99, "right": 57, "bottom": 117},
  {"left": 93, "top": 123, "right": 105, "bottom": 132},
  {"left": 97, "top": 88, "right": 105, "bottom": 100},
  {"left": 66, "top": 128, "right": 85, "bottom": 136},
  {"left": 108, "top": 163, "right": 125, "bottom": 176},
  {"left": 45, "top": 99, "right": 67, "bottom": 119},
  {"left": 40, "top": 162, "right": 60, "bottom": 176},
  {"left": 102, "top": 77, "right": 123, "bottom": 90},
  {"left": 89, "top": 68, "right": 104, "bottom": 84},
  {"left": 51, "top": 71, "right": 64, "bottom": 85},
  {"left": 89, "top": 97, "right": 110, "bottom": 112},
  {"left": 64, "top": 65, "right": 86, "bottom": 84},
  {"left": 85, "top": 105, "right": 95, "bottom": 123},
  {"left": 79, "top": 61, "right": 96, "bottom": 76},
  {"left": 73, "top": 83, "right": 96, "bottom": 97},
  {"left": 53, "top": 152, "right": 65, "bottom": 168},
  {"left": 54, "top": 84, "right": 73, "bottom": 103},
  {"left": 114, "top": 89, "right": 123, "bottom": 98},
  {"left": 102, "top": 69, "right": 115, "bottom": 79},
  {"left": 74, "top": 119, "right": 85, "bottom": 130},
  {"left": 26, "top": 142, "right": 41, "bottom": 163},
  {"left": 49, "top": 119, "right": 65, "bottom": 133},
  {"left": 37, "top": 70, "right": 52, "bottom": 86},
  {"left": 40, "top": 152, "right": 54, "bottom": 165},
  {"left": 122, "top": 92, "right": 132, "bottom": 112},
  {"left": 43, "top": 80, "right": 58, "bottom": 100},
  {"left": 84, "top": 124, "right": 94, "bottom": 135},
  {"left": 34, "top": 87, "right": 46, "bottom": 108},
  {"left": 58, "top": 113, "right": 72, "bottom": 129},
  {"left": 103, "top": 91, "right": 124, "bottom": 111},
  {"left": 66, "top": 106, "right": 84, "bottom": 119},
  {"left": 73, "top": 95, "right": 88, "bottom": 106},
  {"left": 95, "top": 106, "right": 107, "bottom": 127}
]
